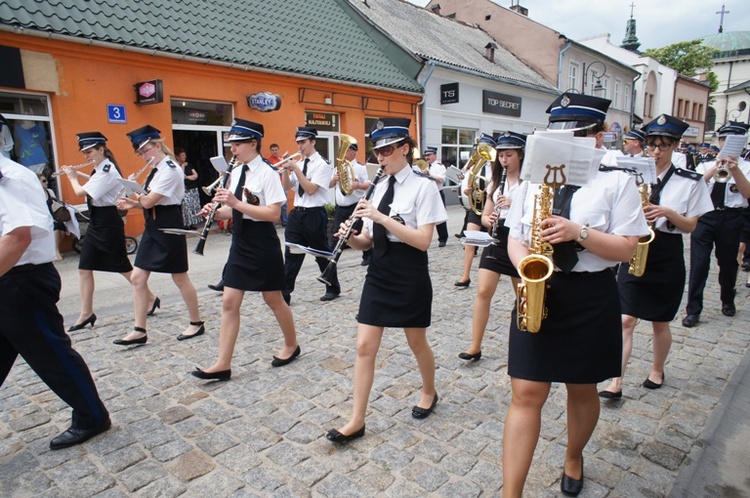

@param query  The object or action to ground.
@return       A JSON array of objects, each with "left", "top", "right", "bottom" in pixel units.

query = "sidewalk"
[{"left": 1, "top": 205, "right": 749, "bottom": 497}]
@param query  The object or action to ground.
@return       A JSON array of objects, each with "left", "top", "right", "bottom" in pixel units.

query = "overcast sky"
[{"left": 407, "top": 0, "right": 750, "bottom": 51}]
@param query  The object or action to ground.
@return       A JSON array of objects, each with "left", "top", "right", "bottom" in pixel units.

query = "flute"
[
  {"left": 317, "top": 166, "right": 385, "bottom": 285},
  {"left": 193, "top": 156, "right": 237, "bottom": 255},
  {"left": 51, "top": 160, "right": 95, "bottom": 177}
]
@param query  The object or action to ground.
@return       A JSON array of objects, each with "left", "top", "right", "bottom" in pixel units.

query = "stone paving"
[{"left": 1, "top": 205, "right": 749, "bottom": 497}]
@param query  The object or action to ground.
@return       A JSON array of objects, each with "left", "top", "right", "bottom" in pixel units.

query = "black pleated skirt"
[
  {"left": 618, "top": 231, "right": 684, "bottom": 322},
  {"left": 358, "top": 242, "right": 432, "bottom": 328},
  {"left": 79, "top": 206, "right": 133, "bottom": 273},
  {"left": 508, "top": 269, "right": 622, "bottom": 384},
  {"left": 134, "top": 205, "right": 188, "bottom": 274},
  {"left": 224, "top": 219, "right": 285, "bottom": 292},
  {"left": 479, "top": 224, "right": 519, "bottom": 277}
]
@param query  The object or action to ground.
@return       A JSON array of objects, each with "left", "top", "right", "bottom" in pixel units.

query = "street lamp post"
[{"left": 582, "top": 61, "right": 608, "bottom": 96}]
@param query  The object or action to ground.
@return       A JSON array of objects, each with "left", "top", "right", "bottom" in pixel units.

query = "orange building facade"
[{"left": 0, "top": 32, "right": 420, "bottom": 237}]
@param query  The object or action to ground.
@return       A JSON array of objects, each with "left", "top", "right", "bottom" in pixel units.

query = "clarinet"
[
  {"left": 193, "top": 156, "right": 237, "bottom": 255},
  {"left": 490, "top": 165, "right": 508, "bottom": 240},
  {"left": 317, "top": 166, "right": 385, "bottom": 285}
]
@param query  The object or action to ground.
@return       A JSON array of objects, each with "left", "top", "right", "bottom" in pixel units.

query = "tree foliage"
[{"left": 644, "top": 40, "right": 719, "bottom": 92}]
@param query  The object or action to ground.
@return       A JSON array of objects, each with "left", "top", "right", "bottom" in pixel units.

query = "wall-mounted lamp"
[{"left": 582, "top": 61, "right": 608, "bottom": 96}]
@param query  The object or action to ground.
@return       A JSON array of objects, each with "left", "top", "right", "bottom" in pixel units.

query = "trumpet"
[
  {"left": 51, "top": 160, "right": 95, "bottom": 177},
  {"left": 713, "top": 163, "right": 733, "bottom": 183},
  {"left": 274, "top": 152, "right": 303, "bottom": 170},
  {"left": 194, "top": 156, "right": 237, "bottom": 256},
  {"left": 115, "top": 157, "right": 155, "bottom": 201},
  {"left": 202, "top": 176, "right": 224, "bottom": 196}
]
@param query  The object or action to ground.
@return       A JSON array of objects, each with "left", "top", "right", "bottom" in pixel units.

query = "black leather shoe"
[
  {"left": 722, "top": 303, "right": 736, "bottom": 317},
  {"left": 643, "top": 373, "right": 664, "bottom": 390},
  {"left": 320, "top": 292, "right": 340, "bottom": 302},
  {"left": 746, "top": 282, "right": 750, "bottom": 288},
  {"left": 191, "top": 367, "right": 231, "bottom": 380},
  {"left": 454, "top": 279, "right": 470, "bottom": 288},
  {"left": 454, "top": 233, "right": 464, "bottom": 239},
  {"left": 113, "top": 327, "right": 147, "bottom": 346},
  {"left": 458, "top": 351, "right": 482, "bottom": 361},
  {"left": 147, "top": 297, "right": 160, "bottom": 316},
  {"left": 50, "top": 418, "right": 111, "bottom": 450},
  {"left": 742, "top": 261, "right": 750, "bottom": 272},
  {"left": 326, "top": 425, "right": 365, "bottom": 444},
  {"left": 681, "top": 314, "right": 699, "bottom": 327},
  {"left": 271, "top": 345, "right": 301, "bottom": 367},
  {"left": 438, "top": 240, "right": 447, "bottom": 247},
  {"left": 207, "top": 283, "right": 224, "bottom": 292},
  {"left": 561, "top": 458, "right": 584, "bottom": 496},
  {"left": 177, "top": 321, "right": 205, "bottom": 341},
  {"left": 360, "top": 259, "right": 370, "bottom": 266},
  {"left": 598, "top": 389, "right": 622, "bottom": 400},
  {"left": 68, "top": 313, "right": 97, "bottom": 332},
  {"left": 412, "top": 393, "right": 438, "bottom": 419}
]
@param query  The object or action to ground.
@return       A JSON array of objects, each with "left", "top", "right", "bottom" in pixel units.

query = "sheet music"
[
  {"left": 522, "top": 132, "right": 602, "bottom": 188},
  {"left": 718, "top": 134, "right": 748, "bottom": 159},
  {"left": 616, "top": 156, "right": 657, "bottom": 185},
  {"left": 445, "top": 165, "right": 464, "bottom": 184},
  {"left": 159, "top": 228, "right": 200, "bottom": 235},
  {"left": 209, "top": 155, "right": 230, "bottom": 173},
  {"left": 284, "top": 242, "right": 334, "bottom": 260},
  {"left": 116, "top": 178, "right": 146, "bottom": 196},
  {"left": 461, "top": 230, "right": 496, "bottom": 248}
]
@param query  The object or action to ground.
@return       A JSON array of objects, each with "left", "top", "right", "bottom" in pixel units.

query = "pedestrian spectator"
[{"left": 176, "top": 147, "right": 203, "bottom": 229}]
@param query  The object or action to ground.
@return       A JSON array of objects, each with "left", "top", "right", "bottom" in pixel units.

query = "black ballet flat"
[
  {"left": 458, "top": 351, "right": 482, "bottom": 361},
  {"left": 561, "top": 458, "right": 584, "bottom": 496},
  {"left": 191, "top": 367, "right": 231, "bottom": 380},
  {"left": 68, "top": 313, "right": 97, "bottom": 332},
  {"left": 113, "top": 326, "right": 147, "bottom": 346},
  {"left": 147, "top": 297, "right": 161, "bottom": 316},
  {"left": 643, "top": 373, "right": 665, "bottom": 390},
  {"left": 176, "top": 321, "right": 205, "bottom": 341},
  {"left": 598, "top": 389, "right": 622, "bottom": 400},
  {"left": 412, "top": 393, "right": 439, "bottom": 419},
  {"left": 271, "top": 345, "right": 301, "bottom": 367},
  {"left": 454, "top": 279, "right": 471, "bottom": 288},
  {"left": 326, "top": 425, "right": 365, "bottom": 444}
]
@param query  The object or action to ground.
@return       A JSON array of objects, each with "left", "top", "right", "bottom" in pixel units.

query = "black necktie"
[
  {"left": 710, "top": 181, "right": 726, "bottom": 209},
  {"left": 233, "top": 164, "right": 248, "bottom": 234},
  {"left": 649, "top": 165, "right": 675, "bottom": 206},
  {"left": 298, "top": 158, "right": 309, "bottom": 198},
  {"left": 86, "top": 168, "right": 97, "bottom": 211},
  {"left": 373, "top": 175, "right": 396, "bottom": 258},
  {"left": 552, "top": 185, "right": 580, "bottom": 274},
  {"left": 143, "top": 167, "right": 157, "bottom": 193}
]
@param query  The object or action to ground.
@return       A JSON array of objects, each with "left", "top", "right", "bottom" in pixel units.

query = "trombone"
[{"left": 51, "top": 160, "right": 95, "bottom": 177}]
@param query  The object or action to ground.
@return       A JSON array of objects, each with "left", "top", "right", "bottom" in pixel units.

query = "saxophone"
[
  {"left": 516, "top": 184, "right": 555, "bottom": 333},
  {"left": 628, "top": 182, "right": 655, "bottom": 277},
  {"left": 335, "top": 134, "right": 357, "bottom": 196}
]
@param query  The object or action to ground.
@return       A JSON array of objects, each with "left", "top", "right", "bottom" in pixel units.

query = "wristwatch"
[{"left": 576, "top": 223, "right": 589, "bottom": 243}]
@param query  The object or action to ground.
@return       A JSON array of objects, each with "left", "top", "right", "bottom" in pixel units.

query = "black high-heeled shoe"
[
  {"left": 561, "top": 458, "right": 584, "bottom": 496},
  {"left": 147, "top": 297, "right": 161, "bottom": 316},
  {"left": 68, "top": 313, "right": 97, "bottom": 332},
  {"left": 458, "top": 351, "right": 482, "bottom": 361},
  {"left": 191, "top": 367, "right": 231, "bottom": 380},
  {"left": 326, "top": 425, "right": 365, "bottom": 444},
  {"left": 113, "top": 326, "right": 147, "bottom": 346},
  {"left": 176, "top": 321, "right": 205, "bottom": 341}
]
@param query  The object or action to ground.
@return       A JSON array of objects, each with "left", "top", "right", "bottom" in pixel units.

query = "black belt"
[
  {"left": 6, "top": 262, "right": 53, "bottom": 275},
  {"left": 714, "top": 206, "right": 742, "bottom": 212},
  {"left": 293, "top": 206, "right": 325, "bottom": 212}
]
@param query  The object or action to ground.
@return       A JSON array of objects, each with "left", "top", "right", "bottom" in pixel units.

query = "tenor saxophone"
[
  {"left": 628, "top": 182, "right": 655, "bottom": 277},
  {"left": 516, "top": 184, "right": 555, "bottom": 333}
]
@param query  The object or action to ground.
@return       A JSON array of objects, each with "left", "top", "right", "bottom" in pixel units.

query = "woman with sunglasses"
[
  {"left": 600, "top": 114, "right": 712, "bottom": 400},
  {"left": 458, "top": 131, "right": 524, "bottom": 362},
  {"left": 115, "top": 125, "right": 204, "bottom": 346},
  {"left": 60, "top": 133, "right": 153, "bottom": 332},
  {"left": 325, "top": 118, "right": 447, "bottom": 443}
]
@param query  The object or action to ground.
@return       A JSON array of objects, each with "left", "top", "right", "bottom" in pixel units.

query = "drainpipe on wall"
[
  {"left": 557, "top": 40, "right": 572, "bottom": 91},
  {"left": 630, "top": 73, "right": 641, "bottom": 130},
  {"left": 418, "top": 60, "right": 436, "bottom": 152}
]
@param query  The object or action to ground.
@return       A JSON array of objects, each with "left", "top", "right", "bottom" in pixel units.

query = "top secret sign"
[{"left": 482, "top": 90, "right": 522, "bottom": 117}]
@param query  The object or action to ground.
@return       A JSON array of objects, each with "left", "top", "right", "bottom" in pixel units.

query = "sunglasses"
[{"left": 373, "top": 143, "right": 404, "bottom": 157}]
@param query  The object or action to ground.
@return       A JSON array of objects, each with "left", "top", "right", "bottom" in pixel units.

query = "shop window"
[
  {"left": 441, "top": 127, "right": 476, "bottom": 181},
  {"left": 0, "top": 90, "right": 55, "bottom": 178},
  {"left": 171, "top": 100, "right": 232, "bottom": 126}
]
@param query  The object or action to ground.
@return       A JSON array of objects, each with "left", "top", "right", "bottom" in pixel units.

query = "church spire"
[{"left": 621, "top": 2, "right": 641, "bottom": 53}]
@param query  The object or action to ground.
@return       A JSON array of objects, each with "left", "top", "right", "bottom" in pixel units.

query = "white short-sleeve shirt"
[
  {"left": 146, "top": 156, "right": 184, "bottom": 205},
  {"left": 0, "top": 156, "right": 56, "bottom": 266},
  {"left": 83, "top": 159, "right": 123, "bottom": 207},
  {"left": 288, "top": 152, "right": 331, "bottom": 208},
  {"left": 227, "top": 155, "right": 287, "bottom": 221},
  {"left": 696, "top": 159, "right": 750, "bottom": 209},
  {"left": 333, "top": 160, "right": 369, "bottom": 206},
  {"left": 652, "top": 166, "right": 713, "bottom": 233}
]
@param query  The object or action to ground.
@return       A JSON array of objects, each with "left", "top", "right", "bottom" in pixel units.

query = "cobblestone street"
[{"left": 2, "top": 206, "right": 749, "bottom": 497}]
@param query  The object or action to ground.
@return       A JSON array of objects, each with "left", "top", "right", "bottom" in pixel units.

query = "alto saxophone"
[
  {"left": 628, "top": 182, "right": 655, "bottom": 277},
  {"left": 516, "top": 184, "right": 555, "bottom": 333},
  {"left": 336, "top": 134, "right": 358, "bottom": 196}
]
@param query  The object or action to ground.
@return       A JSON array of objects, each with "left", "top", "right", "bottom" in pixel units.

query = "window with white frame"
[
  {"left": 569, "top": 62, "right": 580, "bottom": 93},
  {"left": 441, "top": 127, "right": 476, "bottom": 178},
  {"left": 614, "top": 79, "right": 621, "bottom": 109},
  {"left": 624, "top": 84, "right": 631, "bottom": 112}
]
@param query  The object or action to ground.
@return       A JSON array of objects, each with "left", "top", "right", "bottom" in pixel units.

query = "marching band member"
[
  {"left": 601, "top": 115, "right": 713, "bottom": 400},
  {"left": 115, "top": 125, "right": 204, "bottom": 346},
  {"left": 326, "top": 118, "right": 447, "bottom": 443},
  {"left": 61, "top": 133, "right": 151, "bottom": 332},
  {"left": 458, "top": 131, "right": 524, "bottom": 361},
  {"left": 0, "top": 114, "right": 111, "bottom": 449},
  {"left": 281, "top": 127, "right": 340, "bottom": 303},
  {"left": 622, "top": 128, "right": 645, "bottom": 157},
  {"left": 455, "top": 134, "right": 496, "bottom": 287},
  {"left": 682, "top": 121, "right": 750, "bottom": 327},
  {"left": 423, "top": 146, "right": 449, "bottom": 247},
  {"left": 502, "top": 94, "right": 649, "bottom": 497},
  {"left": 192, "top": 119, "right": 300, "bottom": 380}
]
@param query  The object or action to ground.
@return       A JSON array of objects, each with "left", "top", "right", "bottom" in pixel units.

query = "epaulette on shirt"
[
  {"left": 413, "top": 169, "right": 436, "bottom": 181},
  {"left": 261, "top": 158, "right": 278, "bottom": 171},
  {"left": 674, "top": 168, "right": 702, "bottom": 181},
  {"left": 102, "top": 163, "right": 111, "bottom": 173},
  {"left": 166, "top": 159, "right": 177, "bottom": 168}
]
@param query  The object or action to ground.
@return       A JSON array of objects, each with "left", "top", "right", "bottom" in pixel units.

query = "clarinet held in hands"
[
  {"left": 317, "top": 167, "right": 385, "bottom": 286},
  {"left": 193, "top": 156, "right": 237, "bottom": 255}
]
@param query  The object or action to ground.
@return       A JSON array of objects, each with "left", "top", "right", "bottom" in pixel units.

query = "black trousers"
[
  {"left": 742, "top": 206, "right": 750, "bottom": 264},
  {"left": 334, "top": 203, "right": 371, "bottom": 262},
  {"left": 435, "top": 190, "right": 448, "bottom": 243},
  {"left": 284, "top": 207, "right": 340, "bottom": 295},
  {"left": 0, "top": 263, "right": 108, "bottom": 430},
  {"left": 686, "top": 209, "right": 744, "bottom": 315}
]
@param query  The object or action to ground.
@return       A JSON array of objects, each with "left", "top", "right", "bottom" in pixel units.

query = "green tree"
[{"left": 644, "top": 40, "right": 719, "bottom": 92}]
